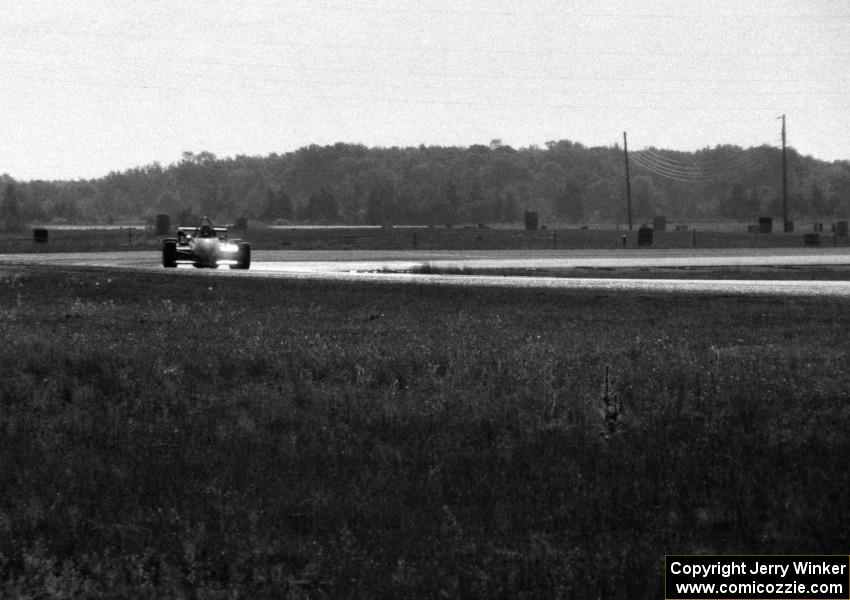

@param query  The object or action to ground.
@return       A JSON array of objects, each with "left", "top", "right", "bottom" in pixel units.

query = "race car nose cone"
[{"left": 193, "top": 238, "right": 219, "bottom": 266}]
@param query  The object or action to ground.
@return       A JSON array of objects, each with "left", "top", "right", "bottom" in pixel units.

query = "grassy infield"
[{"left": 1, "top": 230, "right": 849, "bottom": 598}]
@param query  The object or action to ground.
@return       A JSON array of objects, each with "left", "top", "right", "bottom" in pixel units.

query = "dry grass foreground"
[{"left": 0, "top": 266, "right": 848, "bottom": 598}]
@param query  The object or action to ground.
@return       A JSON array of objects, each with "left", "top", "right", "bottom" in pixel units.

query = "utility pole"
[
  {"left": 781, "top": 114, "right": 790, "bottom": 232},
  {"left": 623, "top": 131, "right": 633, "bottom": 231}
]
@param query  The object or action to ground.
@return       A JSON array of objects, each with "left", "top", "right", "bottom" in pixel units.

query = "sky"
[{"left": 1, "top": 0, "right": 848, "bottom": 180}]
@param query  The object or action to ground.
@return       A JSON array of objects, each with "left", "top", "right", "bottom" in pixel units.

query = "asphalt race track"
[{"left": 3, "top": 248, "right": 850, "bottom": 297}]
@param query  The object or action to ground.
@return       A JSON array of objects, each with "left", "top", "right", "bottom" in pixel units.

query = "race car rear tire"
[
  {"left": 230, "top": 243, "right": 251, "bottom": 269},
  {"left": 162, "top": 239, "right": 177, "bottom": 267}
]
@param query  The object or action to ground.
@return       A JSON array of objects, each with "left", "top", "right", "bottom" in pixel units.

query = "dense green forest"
[{"left": 2, "top": 139, "right": 849, "bottom": 230}]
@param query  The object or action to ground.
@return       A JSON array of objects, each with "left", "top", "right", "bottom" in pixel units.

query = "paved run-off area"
[{"left": 3, "top": 247, "right": 850, "bottom": 296}]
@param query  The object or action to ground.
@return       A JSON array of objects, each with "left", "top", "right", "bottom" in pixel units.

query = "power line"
[
  {"left": 629, "top": 153, "right": 703, "bottom": 181},
  {"left": 640, "top": 147, "right": 757, "bottom": 172},
  {"left": 633, "top": 150, "right": 754, "bottom": 176},
  {"left": 641, "top": 148, "right": 718, "bottom": 169},
  {"left": 629, "top": 149, "right": 756, "bottom": 181}
]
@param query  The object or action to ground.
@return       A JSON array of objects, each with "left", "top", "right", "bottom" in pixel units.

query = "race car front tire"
[
  {"left": 162, "top": 239, "right": 178, "bottom": 267},
  {"left": 230, "top": 243, "right": 251, "bottom": 269}
]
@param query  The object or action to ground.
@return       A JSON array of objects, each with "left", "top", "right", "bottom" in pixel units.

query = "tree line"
[{"left": 2, "top": 139, "right": 849, "bottom": 231}]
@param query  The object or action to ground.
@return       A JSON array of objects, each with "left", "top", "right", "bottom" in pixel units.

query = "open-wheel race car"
[{"left": 162, "top": 217, "right": 251, "bottom": 269}]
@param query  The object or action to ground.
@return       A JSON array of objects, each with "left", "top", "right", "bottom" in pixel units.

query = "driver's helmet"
[{"left": 199, "top": 224, "right": 214, "bottom": 238}]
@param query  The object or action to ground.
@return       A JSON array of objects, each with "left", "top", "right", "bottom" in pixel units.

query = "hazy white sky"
[{"left": 1, "top": 0, "right": 848, "bottom": 180}]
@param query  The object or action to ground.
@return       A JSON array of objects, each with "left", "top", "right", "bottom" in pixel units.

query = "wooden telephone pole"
[
  {"left": 781, "top": 114, "right": 790, "bottom": 232},
  {"left": 623, "top": 131, "right": 633, "bottom": 231}
]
